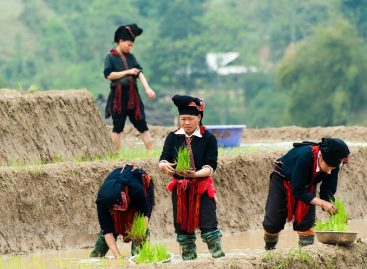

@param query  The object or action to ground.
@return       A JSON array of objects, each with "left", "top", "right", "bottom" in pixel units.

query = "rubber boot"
[
  {"left": 207, "top": 237, "right": 225, "bottom": 258},
  {"left": 177, "top": 233, "right": 197, "bottom": 260},
  {"left": 180, "top": 243, "right": 197, "bottom": 260},
  {"left": 264, "top": 233, "right": 279, "bottom": 250},
  {"left": 201, "top": 229, "right": 225, "bottom": 258},
  {"left": 298, "top": 235, "right": 315, "bottom": 247},
  {"left": 90, "top": 231, "right": 109, "bottom": 257}
]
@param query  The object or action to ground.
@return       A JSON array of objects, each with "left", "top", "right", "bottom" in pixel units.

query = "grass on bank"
[
  {"left": 2, "top": 145, "right": 271, "bottom": 168},
  {"left": 315, "top": 199, "right": 349, "bottom": 231},
  {"left": 262, "top": 248, "right": 317, "bottom": 269}
]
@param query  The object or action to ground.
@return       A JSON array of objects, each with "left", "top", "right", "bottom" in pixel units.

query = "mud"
[
  {"left": 0, "top": 89, "right": 113, "bottom": 165},
  {"left": 1, "top": 89, "right": 367, "bottom": 268},
  {"left": 0, "top": 148, "right": 366, "bottom": 255},
  {"left": 119, "top": 124, "right": 367, "bottom": 149}
]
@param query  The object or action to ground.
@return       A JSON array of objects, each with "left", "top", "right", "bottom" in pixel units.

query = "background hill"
[{"left": 1, "top": 0, "right": 367, "bottom": 127}]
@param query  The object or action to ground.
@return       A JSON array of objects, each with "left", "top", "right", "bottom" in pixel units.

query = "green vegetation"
[
  {"left": 2, "top": 0, "right": 367, "bottom": 127},
  {"left": 175, "top": 146, "right": 191, "bottom": 174},
  {"left": 315, "top": 199, "right": 349, "bottom": 231},
  {"left": 276, "top": 20, "right": 367, "bottom": 126},
  {"left": 73, "top": 147, "right": 161, "bottom": 162},
  {"left": 134, "top": 241, "right": 170, "bottom": 264},
  {"left": 28, "top": 84, "right": 41, "bottom": 93},
  {"left": 9, "top": 159, "right": 27, "bottom": 168},
  {"left": 128, "top": 213, "right": 147, "bottom": 242},
  {"left": 262, "top": 248, "right": 317, "bottom": 269},
  {"left": 51, "top": 154, "right": 63, "bottom": 163},
  {"left": 1, "top": 145, "right": 277, "bottom": 168}
]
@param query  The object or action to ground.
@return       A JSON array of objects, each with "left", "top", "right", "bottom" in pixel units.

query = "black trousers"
[
  {"left": 172, "top": 186, "right": 218, "bottom": 235},
  {"left": 111, "top": 87, "right": 148, "bottom": 133},
  {"left": 112, "top": 102, "right": 148, "bottom": 133},
  {"left": 262, "top": 172, "right": 316, "bottom": 234}
]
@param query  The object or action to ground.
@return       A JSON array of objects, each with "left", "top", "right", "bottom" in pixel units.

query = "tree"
[
  {"left": 341, "top": 0, "right": 367, "bottom": 41},
  {"left": 276, "top": 20, "right": 367, "bottom": 126}
]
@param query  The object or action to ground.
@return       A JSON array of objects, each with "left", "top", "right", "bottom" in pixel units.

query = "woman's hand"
[
  {"left": 320, "top": 200, "right": 338, "bottom": 215},
  {"left": 145, "top": 87, "right": 156, "bottom": 100},
  {"left": 129, "top": 68, "right": 141, "bottom": 76},
  {"left": 310, "top": 197, "right": 338, "bottom": 215},
  {"left": 158, "top": 161, "right": 176, "bottom": 176},
  {"left": 175, "top": 169, "right": 196, "bottom": 178}
]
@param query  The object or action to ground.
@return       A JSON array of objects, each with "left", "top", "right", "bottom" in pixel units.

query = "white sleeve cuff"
[{"left": 202, "top": 165, "right": 214, "bottom": 176}]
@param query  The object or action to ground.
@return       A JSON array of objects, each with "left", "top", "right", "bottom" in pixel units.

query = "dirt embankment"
[
  {"left": 0, "top": 89, "right": 113, "bottom": 165},
  {"left": 0, "top": 149, "right": 366, "bottom": 255},
  {"left": 1, "top": 89, "right": 367, "bottom": 268},
  {"left": 119, "top": 125, "right": 367, "bottom": 147},
  {"left": 243, "top": 125, "right": 367, "bottom": 143},
  {"left": 134, "top": 242, "right": 367, "bottom": 269}
]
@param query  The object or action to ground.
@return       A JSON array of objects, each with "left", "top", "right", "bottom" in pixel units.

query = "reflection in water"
[{"left": 1, "top": 220, "right": 366, "bottom": 268}]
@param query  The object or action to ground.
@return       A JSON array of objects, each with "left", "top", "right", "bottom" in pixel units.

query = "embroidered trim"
[{"left": 202, "top": 165, "right": 214, "bottom": 176}]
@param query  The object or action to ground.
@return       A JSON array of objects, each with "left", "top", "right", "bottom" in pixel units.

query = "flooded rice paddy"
[{"left": 1, "top": 220, "right": 366, "bottom": 269}]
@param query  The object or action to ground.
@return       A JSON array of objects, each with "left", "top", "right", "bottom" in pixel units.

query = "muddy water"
[{"left": 1, "top": 220, "right": 366, "bottom": 269}]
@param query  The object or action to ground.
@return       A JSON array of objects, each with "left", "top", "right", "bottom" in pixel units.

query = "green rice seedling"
[
  {"left": 10, "top": 159, "right": 26, "bottom": 168},
  {"left": 134, "top": 241, "right": 170, "bottom": 264},
  {"left": 51, "top": 154, "right": 63, "bottom": 163},
  {"left": 17, "top": 81, "right": 25, "bottom": 92},
  {"left": 128, "top": 213, "right": 147, "bottom": 242},
  {"left": 175, "top": 146, "right": 191, "bottom": 174},
  {"left": 28, "top": 84, "right": 41, "bottom": 93},
  {"left": 315, "top": 198, "right": 348, "bottom": 231}
]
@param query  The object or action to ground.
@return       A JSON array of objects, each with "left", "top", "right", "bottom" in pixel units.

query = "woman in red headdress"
[{"left": 158, "top": 94, "right": 225, "bottom": 260}]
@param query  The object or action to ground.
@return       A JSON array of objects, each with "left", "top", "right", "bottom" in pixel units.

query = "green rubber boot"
[
  {"left": 207, "top": 237, "right": 225, "bottom": 258},
  {"left": 299, "top": 235, "right": 315, "bottom": 247},
  {"left": 264, "top": 233, "right": 279, "bottom": 250},
  {"left": 201, "top": 229, "right": 225, "bottom": 258},
  {"left": 90, "top": 231, "right": 109, "bottom": 257},
  {"left": 177, "top": 233, "right": 197, "bottom": 260},
  {"left": 180, "top": 243, "right": 197, "bottom": 260}
]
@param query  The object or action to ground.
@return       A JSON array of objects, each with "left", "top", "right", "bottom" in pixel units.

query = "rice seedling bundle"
[
  {"left": 175, "top": 146, "right": 191, "bottom": 174},
  {"left": 315, "top": 199, "right": 349, "bottom": 231},
  {"left": 128, "top": 213, "right": 147, "bottom": 242},
  {"left": 134, "top": 241, "right": 170, "bottom": 263}
]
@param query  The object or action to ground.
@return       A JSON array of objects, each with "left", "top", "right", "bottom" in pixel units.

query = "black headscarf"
[
  {"left": 319, "top": 138, "right": 350, "bottom": 167},
  {"left": 172, "top": 94, "right": 205, "bottom": 121},
  {"left": 114, "top": 24, "right": 143, "bottom": 42}
]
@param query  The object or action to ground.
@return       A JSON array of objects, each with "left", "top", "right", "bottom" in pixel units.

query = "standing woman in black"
[
  {"left": 104, "top": 24, "right": 156, "bottom": 151},
  {"left": 158, "top": 94, "right": 225, "bottom": 260}
]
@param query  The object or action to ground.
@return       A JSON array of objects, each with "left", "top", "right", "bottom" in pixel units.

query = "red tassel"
[
  {"left": 111, "top": 49, "right": 142, "bottom": 120},
  {"left": 113, "top": 83, "right": 122, "bottom": 114},
  {"left": 167, "top": 177, "right": 216, "bottom": 233},
  {"left": 283, "top": 181, "right": 295, "bottom": 222}
]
